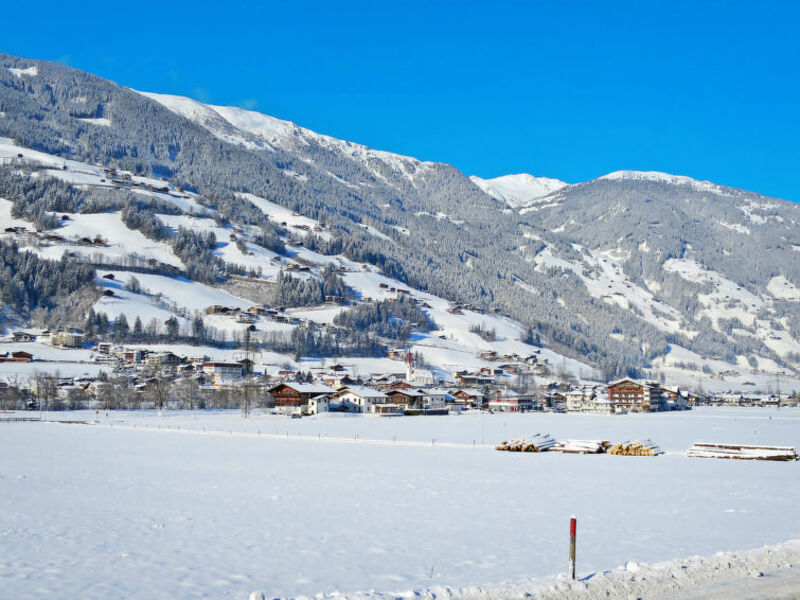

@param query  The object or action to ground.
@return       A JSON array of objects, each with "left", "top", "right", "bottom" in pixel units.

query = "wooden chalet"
[
  {"left": 607, "top": 379, "right": 665, "bottom": 413},
  {"left": 267, "top": 383, "right": 336, "bottom": 407}
]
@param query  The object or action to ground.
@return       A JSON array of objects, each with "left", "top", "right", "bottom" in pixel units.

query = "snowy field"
[{"left": 2, "top": 408, "right": 800, "bottom": 600}]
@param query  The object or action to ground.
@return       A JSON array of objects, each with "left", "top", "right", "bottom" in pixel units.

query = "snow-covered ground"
[{"left": 2, "top": 408, "right": 799, "bottom": 599}]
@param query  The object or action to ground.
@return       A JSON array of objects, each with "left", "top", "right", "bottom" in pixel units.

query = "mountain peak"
[
  {"left": 470, "top": 173, "right": 568, "bottom": 208},
  {"left": 598, "top": 170, "right": 729, "bottom": 195}
]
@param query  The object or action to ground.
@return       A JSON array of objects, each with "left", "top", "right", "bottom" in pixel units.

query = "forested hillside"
[{"left": 1, "top": 52, "right": 799, "bottom": 380}]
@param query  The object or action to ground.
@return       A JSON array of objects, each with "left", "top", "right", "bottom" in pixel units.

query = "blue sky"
[{"left": 4, "top": 0, "right": 800, "bottom": 200}]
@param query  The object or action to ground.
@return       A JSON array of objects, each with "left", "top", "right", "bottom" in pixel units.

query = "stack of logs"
[
  {"left": 688, "top": 443, "right": 798, "bottom": 461},
  {"left": 607, "top": 440, "right": 663, "bottom": 456},
  {"left": 495, "top": 433, "right": 557, "bottom": 452},
  {"left": 552, "top": 440, "right": 611, "bottom": 454}
]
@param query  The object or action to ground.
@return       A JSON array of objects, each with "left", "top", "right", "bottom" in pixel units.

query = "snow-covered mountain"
[
  {"left": 139, "top": 91, "right": 438, "bottom": 193},
  {"left": 469, "top": 173, "right": 568, "bottom": 208},
  {"left": 2, "top": 52, "right": 800, "bottom": 389}
]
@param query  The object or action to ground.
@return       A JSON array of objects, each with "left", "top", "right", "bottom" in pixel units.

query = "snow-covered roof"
[
  {"left": 389, "top": 388, "right": 425, "bottom": 398},
  {"left": 423, "top": 387, "right": 452, "bottom": 396},
  {"left": 335, "top": 385, "right": 387, "bottom": 399},
  {"left": 275, "top": 383, "right": 336, "bottom": 394}
]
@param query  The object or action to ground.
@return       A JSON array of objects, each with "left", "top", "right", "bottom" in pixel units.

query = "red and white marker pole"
[{"left": 569, "top": 516, "right": 577, "bottom": 580}]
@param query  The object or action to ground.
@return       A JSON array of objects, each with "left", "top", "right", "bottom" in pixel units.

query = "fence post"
[{"left": 569, "top": 516, "right": 577, "bottom": 580}]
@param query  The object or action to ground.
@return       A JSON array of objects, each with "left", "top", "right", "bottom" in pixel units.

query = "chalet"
[
  {"left": 479, "top": 350, "right": 498, "bottom": 361},
  {"left": 248, "top": 306, "right": 268, "bottom": 315},
  {"left": 235, "top": 312, "right": 256, "bottom": 324},
  {"left": 0, "top": 351, "right": 33, "bottom": 363},
  {"left": 386, "top": 388, "right": 425, "bottom": 408},
  {"left": 12, "top": 331, "right": 36, "bottom": 342},
  {"left": 607, "top": 379, "right": 665, "bottom": 413},
  {"left": 95, "top": 342, "right": 113, "bottom": 355},
  {"left": 332, "top": 386, "right": 389, "bottom": 413},
  {"left": 267, "top": 383, "right": 335, "bottom": 407},
  {"left": 450, "top": 388, "right": 485, "bottom": 408},
  {"left": 454, "top": 371, "right": 495, "bottom": 385}
]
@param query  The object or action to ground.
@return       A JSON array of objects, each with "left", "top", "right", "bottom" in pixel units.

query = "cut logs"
[
  {"left": 688, "top": 443, "right": 798, "bottom": 461},
  {"left": 607, "top": 439, "right": 663, "bottom": 456},
  {"left": 552, "top": 440, "right": 611, "bottom": 454},
  {"left": 495, "top": 433, "right": 557, "bottom": 452}
]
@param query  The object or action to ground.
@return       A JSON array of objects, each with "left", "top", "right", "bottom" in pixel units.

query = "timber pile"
[
  {"left": 552, "top": 439, "right": 610, "bottom": 454},
  {"left": 495, "top": 433, "right": 557, "bottom": 452},
  {"left": 608, "top": 439, "right": 663, "bottom": 456},
  {"left": 688, "top": 443, "right": 798, "bottom": 461}
]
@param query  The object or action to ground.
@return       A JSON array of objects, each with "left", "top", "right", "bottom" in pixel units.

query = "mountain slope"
[{"left": 2, "top": 52, "right": 800, "bottom": 384}]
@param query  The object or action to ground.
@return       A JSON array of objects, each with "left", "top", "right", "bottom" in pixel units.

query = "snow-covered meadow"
[{"left": 2, "top": 408, "right": 799, "bottom": 599}]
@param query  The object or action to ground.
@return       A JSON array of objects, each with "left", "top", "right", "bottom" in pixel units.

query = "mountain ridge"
[{"left": 1, "top": 52, "right": 799, "bottom": 385}]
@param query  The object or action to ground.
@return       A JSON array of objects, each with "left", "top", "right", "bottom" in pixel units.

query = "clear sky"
[{"left": 4, "top": 0, "right": 799, "bottom": 200}]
